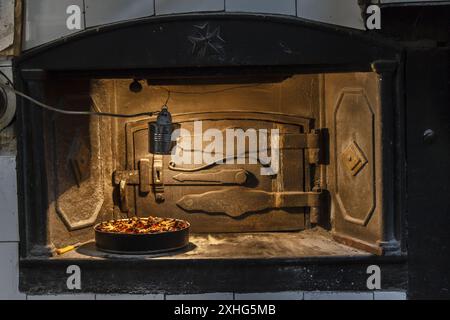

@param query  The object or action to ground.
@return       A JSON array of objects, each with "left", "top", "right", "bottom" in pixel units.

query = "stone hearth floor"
[{"left": 58, "top": 227, "right": 369, "bottom": 260}]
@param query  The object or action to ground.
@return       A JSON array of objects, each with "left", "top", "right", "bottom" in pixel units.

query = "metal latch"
[
  {"left": 153, "top": 155, "right": 165, "bottom": 202},
  {"left": 113, "top": 160, "right": 251, "bottom": 211},
  {"left": 113, "top": 157, "right": 163, "bottom": 211}
]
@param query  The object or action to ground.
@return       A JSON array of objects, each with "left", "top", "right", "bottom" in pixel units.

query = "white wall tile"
[
  {"left": 304, "top": 291, "right": 374, "bottom": 300},
  {"left": 298, "top": 0, "right": 365, "bottom": 30},
  {"left": 27, "top": 294, "right": 95, "bottom": 300},
  {"left": 226, "top": 0, "right": 296, "bottom": 15},
  {"left": 166, "top": 292, "right": 233, "bottom": 300},
  {"left": 96, "top": 294, "right": 164, "bottom": 300},
  {"left": 0, "top": 59, "right": 13, "bottom": 67},
  {"left": 235, "top": 291, "right": 304, "bottom": 300},
  {"left": 0, "top": 156, "right": 19, "bottom": 242},
  {"left": 22, "top": 291, "right": 408, "bottom": 301},
  {"left": 85, "top": 0, "right": 155, "bottom": 27},
  {"left": 0, "top": 243, "right": 25, "bottom": 300},
  {"left": 23, "top": 0, "right": 85, "bottom": 50},
  {"left": 374, "top": 291, "right": 407, "bottom": 300},
  {"left": 155, "top": 0, "right": 224, "bottom": 15}
]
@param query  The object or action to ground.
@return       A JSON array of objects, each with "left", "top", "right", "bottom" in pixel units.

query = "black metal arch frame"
[{"left": 15, "top": 13, "right": 401, "bottom": 74}]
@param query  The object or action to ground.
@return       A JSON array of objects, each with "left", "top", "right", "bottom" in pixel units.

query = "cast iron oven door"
[{"left": 115, "top": 112, "right": 321, "bottom": 233}]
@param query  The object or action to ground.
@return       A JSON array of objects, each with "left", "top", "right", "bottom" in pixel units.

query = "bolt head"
[{"left": 423, "top": 129, "right": 436, "bottom": 144}]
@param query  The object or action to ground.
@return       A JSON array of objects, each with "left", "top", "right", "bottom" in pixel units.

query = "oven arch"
[{"left": 15, "top": 13, "right": 400, "bottom": 75}]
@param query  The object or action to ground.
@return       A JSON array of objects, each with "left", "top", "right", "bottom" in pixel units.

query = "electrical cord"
[
  {"left": 0, "top": 82, "right": 160, "bottom": 118},
  {"left": 163, "top": 89, "right": 171, "bottom": 106},
  {"left": 0, "top": 81, "right": 264, "bottom": 118},
  {"left": 157, "top": 83, "right": 264, "bottom": 97},
  {"left": 154, "top": 83, "right": 264, "bottom": 107}
]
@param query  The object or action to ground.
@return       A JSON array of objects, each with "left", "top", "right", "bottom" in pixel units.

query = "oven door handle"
[{"left": 177, "top": 188, "right": 322, "bottom": 217}]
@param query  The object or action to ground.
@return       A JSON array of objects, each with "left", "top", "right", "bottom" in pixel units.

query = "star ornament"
[{"left": 188, "top": 23, "right": 226, "bottom": 58}]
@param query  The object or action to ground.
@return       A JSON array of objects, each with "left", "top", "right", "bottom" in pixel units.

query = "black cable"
[
  {"left": 158, "top": 83, "right": 264, "bottom": 96},
  {"left": 163, "top": 89, "right": 171, "bottom": 106},
  {"left": 157, "top": 83, "right": 264, "bottom": 106}
]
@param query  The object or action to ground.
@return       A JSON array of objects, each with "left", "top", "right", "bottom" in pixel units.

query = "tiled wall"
[
  {"left": 23, "top": 0, "right": 85, "bottom": 49},
  {"left": 0, "top": 156, "right": 25, "bottom": 300},
  {"left": 0, "top": 156, "right": 19, "bottom": 242},
  {"left": 155, "top": 0, "right": 224, "bottom": 15},
  {"left": 226, "top": 0, "right": 296, "bottom": 15},
  {"left": 24, "top": 291, "right": 406, "bottom": 300},
  {"left": 23, "top": 0, "right": 368, "bottom": 50},
  {"left": 20, "top": 0, "right": 450, "bottom": 49},
  {"left": 84, "top": 0, "right": 155, "bottom": 27}
]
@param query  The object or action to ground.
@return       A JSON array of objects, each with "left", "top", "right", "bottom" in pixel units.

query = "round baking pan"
[{"left": 94, "top": 218, "right": 190, "bottom": 255}]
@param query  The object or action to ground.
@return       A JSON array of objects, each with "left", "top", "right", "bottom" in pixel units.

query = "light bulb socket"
[
  {"left": 149, "top": 106, "right": 173, "bottom": 155},
  {"left": 129, "top": 79, "right": 143, "bottom": 93}
]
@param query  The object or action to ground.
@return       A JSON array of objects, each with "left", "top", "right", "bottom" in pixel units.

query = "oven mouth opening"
[{"left": 15, "top": 69, "right": 389, "bottom": 260}]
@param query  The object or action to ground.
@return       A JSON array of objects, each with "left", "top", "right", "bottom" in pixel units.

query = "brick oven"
[{"left": 6, "top": 12, "right": 426, "bottom": 295}]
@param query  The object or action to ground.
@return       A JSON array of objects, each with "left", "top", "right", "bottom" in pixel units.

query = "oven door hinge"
[
  {"left": 280, "top": 130, "right": 323, "bottom": 165},
  {"left": 306, "top": 129, "right": 323, "bottom": 165}
]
